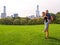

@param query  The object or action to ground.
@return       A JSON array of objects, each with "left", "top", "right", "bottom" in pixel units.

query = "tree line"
[{"left": 0, "top": 12, "right": 60, "bottom": 25}]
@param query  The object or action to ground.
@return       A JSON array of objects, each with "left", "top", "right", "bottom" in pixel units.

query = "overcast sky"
[{"left": 0, "top": 0, "right": 60, "bottom": 17}]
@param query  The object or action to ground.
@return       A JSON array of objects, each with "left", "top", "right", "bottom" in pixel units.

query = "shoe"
[{"left": 42, "top": 30, "right": 46, "bottom": 32}]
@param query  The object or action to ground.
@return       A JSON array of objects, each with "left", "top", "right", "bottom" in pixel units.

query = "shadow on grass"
[{"left": 49, "top": 37, "right": 60, "bottom": 42}]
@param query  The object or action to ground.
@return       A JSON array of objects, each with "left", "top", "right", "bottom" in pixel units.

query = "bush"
[
  {"left": 28, "top": 18, "right": 44, "bottom": 25},
  {"left": 0, "top": 18, "right": 13, "bottom": 25},
  {"left": 0, "top": 12, "right": 60, "bottom": 25},
  {"left": 13, "top": 19, "right": 20, "bottom": 25}
]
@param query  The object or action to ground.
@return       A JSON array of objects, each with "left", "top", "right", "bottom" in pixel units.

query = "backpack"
[
  {"left": 46, "top": 13, "right": 54, "bottom": 21},
  {"left": 51, "top": 16, "right": 54, "bottom": 21}
]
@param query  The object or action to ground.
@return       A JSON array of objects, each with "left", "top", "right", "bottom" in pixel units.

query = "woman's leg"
[
  {"left": 46, "top": 20, "right": 50, "bottom": 38},
  {"left": 46, "top": 30, "right": 49, "bottom": 38},
  {"left": 45, "top": 22, "right": 49, "bottom": 38}
]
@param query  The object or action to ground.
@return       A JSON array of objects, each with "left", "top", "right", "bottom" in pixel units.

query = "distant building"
[
  {"left": 27, "top": 15, "right": 35, "bottom": 19},
  {"left": 36, "top": 5, "right": 40, "bottom": 18},
  {"left": 11, "top": 15, "right": 13, "bottom": 18},
  {"left": 1, "top": 13, "right": 6, "bottom": 18},
  {"left": 6, "top": 15, "right": 13, "bottom": 18},
  {"left": 1, "top": 6, "right": 6, "bottom": 18},
  {"left": 14, "top": 13, "right": 18, "bottom": 17},
  {"left": 6, "top": 16, "right": 11, "bottom": 18}
]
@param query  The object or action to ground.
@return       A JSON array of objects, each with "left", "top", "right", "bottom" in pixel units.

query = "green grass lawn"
[{"left": 0, "top": 24, "right": 60, "bottom": 45}]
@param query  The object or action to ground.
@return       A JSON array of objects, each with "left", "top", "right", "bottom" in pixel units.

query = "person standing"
[
  {"left": 42, "top": 12, "right": 49, "bottom": 39},
  {"left": 45, "top": 10, "right": 51, "bottom": 39},
  {"left": 42, "top": 10, "right": 53, "bottom": 39}
]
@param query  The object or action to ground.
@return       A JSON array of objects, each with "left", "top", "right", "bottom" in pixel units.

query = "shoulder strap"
[{"left": 51, "top": 16, "right": 53, "bottom": 21}]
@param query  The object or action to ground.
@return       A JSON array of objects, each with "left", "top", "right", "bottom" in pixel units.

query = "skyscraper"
[
  {"left": 4, "top": 6, "right": 6, "bottom": 13},
  {"left": 36, "top": 5, "right": 40, "bottom": 18},
  {"left": 1, "top": 6, "right": 6, "bottom": 18},
  {"left": 14, "top": 13, "right": 18, "bottom": 17}
]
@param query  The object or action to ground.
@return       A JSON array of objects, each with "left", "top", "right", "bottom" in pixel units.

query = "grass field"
[{"left": 0, "top": 24, "right": 60, "bottom": 45}]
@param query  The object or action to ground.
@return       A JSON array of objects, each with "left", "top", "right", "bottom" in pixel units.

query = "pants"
[{"left": 44, "top": 20, "right": 50, "bottom": 30}]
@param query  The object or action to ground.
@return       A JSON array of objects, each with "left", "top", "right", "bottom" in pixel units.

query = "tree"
[
  {"left": 56, "top": 12, "right": 60, "bottom": 19},
  {"left": 50, "top": 13, "right": 56, "bottom": 23},
  {"left": 20, "top": 19, "right": 27, "bottom": 25},
  {"left": 50, "top": 13, "right": 56, "bottom": 20},
  {"left": 28, "top": 18, "right": 44, "bottom": 25},
  {"left": 55, "top": 12, "right": 60, "bottom": 24},
  {"left": 13, "top": 19, "right": 20, "bottom": 25},
  {"left": 0, "top": 18, "right": 13, "bottom": 25}
]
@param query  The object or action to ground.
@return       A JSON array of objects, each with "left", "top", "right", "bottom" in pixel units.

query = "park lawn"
[{"left": 0, "top": 24, "right": 60, "bottom": 45}]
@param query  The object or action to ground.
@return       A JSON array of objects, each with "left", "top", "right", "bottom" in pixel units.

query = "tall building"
[
  {"left": 1, "top": 6, "right": 6, "bottom": 18},
  {"left": 4, "top": 6, "right": 6, "bottom": 13},
  {"left": 36, "top": 5, "right": 40, "bottom": 18},
  {"left": 14, "top": 13, "right": 18, "bottom": 17}
]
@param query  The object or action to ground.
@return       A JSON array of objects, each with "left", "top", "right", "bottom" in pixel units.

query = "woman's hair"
[
  {"left": 42, "top": 12, "right": 45, "bottom": 17},
  {"left": 42, "top": 12, "right": 48, "bottom": 22}
]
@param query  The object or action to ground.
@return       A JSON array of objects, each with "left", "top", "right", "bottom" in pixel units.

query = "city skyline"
[{"left": 0, "top": 0, "right": 60, "bottom": 18}]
